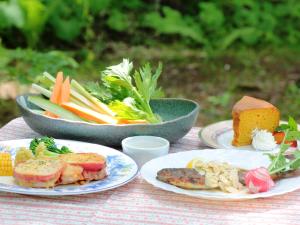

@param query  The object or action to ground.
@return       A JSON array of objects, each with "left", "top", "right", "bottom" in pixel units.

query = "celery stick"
[
  {"left": 28, "top": 96, "right": 85, "bottom": 122},
  {"left": 32, "top": 84, "right": 51, "bottom": 98},
  {"left": 70, "top": 90, "right": 97, "bottom": 109},
  {"left": 43, "top": 72, "right": 56, "bottom": 83},
  {"left": 71, "top": 80, "right": 115, "bottom": 116},
  {"left": 70, "top": 96, "right": 87, "bottom": 107}
]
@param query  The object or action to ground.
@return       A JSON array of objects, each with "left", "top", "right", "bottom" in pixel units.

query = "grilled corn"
[{"left": 0, "top": 152, "right": 13, "bottom": 176}]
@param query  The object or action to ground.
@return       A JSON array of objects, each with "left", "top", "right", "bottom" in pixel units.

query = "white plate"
[
  {"left": 141, "top": 149, "right": 300, "bottom": 200},
  {"left": 199, "top": 120, "right": 299, "bottom": 151},
  {"left": 0, "top": 139, "right": 138, "bottom": 196}
]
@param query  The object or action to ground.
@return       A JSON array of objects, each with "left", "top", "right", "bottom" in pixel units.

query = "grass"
[{"left": 0, "top": 43, "right": 299, "bottom": 127}]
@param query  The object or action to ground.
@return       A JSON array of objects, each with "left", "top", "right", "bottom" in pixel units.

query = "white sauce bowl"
[{"left": 122, "top": 136, "right": 170, "bottom": 167}]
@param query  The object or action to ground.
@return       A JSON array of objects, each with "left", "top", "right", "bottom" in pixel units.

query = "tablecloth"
[{"left": 0, "top": 117, "right": 299, "bottom": 225}]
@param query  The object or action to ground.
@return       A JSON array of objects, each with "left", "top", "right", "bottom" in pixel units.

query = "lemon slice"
[{"left": 186, "top": 157, "right": 203, "bottom": 168}]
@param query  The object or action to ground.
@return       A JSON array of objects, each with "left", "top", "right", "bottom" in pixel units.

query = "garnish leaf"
[
  {"left": 290, "top": 157, "right": 300, "bottom": 170},
  {"left": 275, "top": 124, "right": 290, "bottom": 132},
  {"left": 267, "top": 123, "right": 300, "bottom": 175},
  {"left": 285, "top": 131, "right": 300, "bottom": 141},
  {"left": 275, "top": 116, "right": 298, "bottom": 132},
  {"left": 288, "top": 116, "right": 298, "bottom": 131}
]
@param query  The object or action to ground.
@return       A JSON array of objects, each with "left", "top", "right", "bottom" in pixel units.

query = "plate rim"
[
  {"left": 199, "top": 120, "right": 232, "bottom": 149},
  {"left": 0, "top": 138, "right": 139, "bottom": 196}
]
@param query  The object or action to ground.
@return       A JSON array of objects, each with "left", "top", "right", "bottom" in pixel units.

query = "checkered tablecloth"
[{"left": 0, "top": 117, "right": 299, "bottom": 225}]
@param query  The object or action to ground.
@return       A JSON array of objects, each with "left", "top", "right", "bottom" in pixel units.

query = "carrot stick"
[
  {"left": 44, "top": 111, "right": 59, "bottom": 118},
  {"left": 50, "top": 71, "right": 64, "bottom": 104},
  {"left": 46, "top": 71, "right": 64, "bottom": 117},
  {"left": 118, "top": 119, "right": 148, "bottom": 124},
  {"left": 60, "top": 76, "right": 70, "bottom": 104},
  {"left": 61, "top": 102, "right": 118, "bottom": 124}
]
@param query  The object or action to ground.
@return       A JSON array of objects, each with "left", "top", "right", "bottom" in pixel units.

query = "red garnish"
[
  {"left": 273, "top": 131, "right": 298, "bottom": 147},
  {"left": 245, "top": 167, "right": 275, "bottom": 193}
]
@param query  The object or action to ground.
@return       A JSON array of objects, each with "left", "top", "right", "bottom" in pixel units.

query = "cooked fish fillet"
[
  {"left": 157, "top": 168, "right": 300, "bottom": 190},
  {"left": 156, "top": 168, "right": 209, "bottom": 189}
]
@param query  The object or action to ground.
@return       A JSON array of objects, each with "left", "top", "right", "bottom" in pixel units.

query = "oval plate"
[
  {"left": 0, "top": 139, "right": 138, "bottom": 196},
  {"left": 141, "top": 149, "right": 300, "bottom": 200},
  {"left": 199, "top": 120, "right": 300, "bottom": 151}
]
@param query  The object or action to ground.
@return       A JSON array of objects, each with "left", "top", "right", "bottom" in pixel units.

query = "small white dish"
[{"left": 122, "top": 136, "right": 170, "bottom": 167}]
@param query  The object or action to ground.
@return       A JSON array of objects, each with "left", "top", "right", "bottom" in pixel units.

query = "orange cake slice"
[{"left": 232, "top": 96, "right": 280, "bottom": 147}]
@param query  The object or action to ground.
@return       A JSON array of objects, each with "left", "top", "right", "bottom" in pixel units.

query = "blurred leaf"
[
  {"left": 221, "top": 27, "right": 261, "bottom": 49},
  {"left": 143, "top": 6, "right": 204, "bottom": 44},
  {"left": 0, "top": 0, "right": 24, "bottom": 28},
  {"left": 89, "top": 0, "right": 111, "bottom": 14},
  {"left": 0, "top": 48, "right": 78, "bottom": 83},
  {"left": 107, "top": 9, "right": 130, "bottom": 32},
  {"left": 208, "top": 92, "right": 232, "bottom": 107},
  {"left": 199, "top": 2, "right": 224, "bottom": 28},
  {"left": 48, "top": 0, "right": 88, "bottom": 42},
  {"left": 18, "top": 0, "right": 46, "bottom": 47}
]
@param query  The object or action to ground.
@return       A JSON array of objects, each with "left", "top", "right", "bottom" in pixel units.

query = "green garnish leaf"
[
  {"left": 275, "top": 116, "right": 298, "bottom": 132},
  {"left": 288, "top": 116, "right": 298, "bottom": 131},
  {"left": 275, "top": 124, "right": 290, "bottom": 132},
  {"left": 267, "top": 122, "right": 300, "bottom": 175},
  {"left": 285, "top": 131, "right": 300, "bottom": 141},
  {"left": 290, "top": 157, "right": 300, "bottom": 170}
]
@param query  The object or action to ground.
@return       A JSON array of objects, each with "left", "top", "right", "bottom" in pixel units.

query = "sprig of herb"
[
  {"left": 266, "top": 117, "right": 300, "bottom": 175},
  {"left": 86, "top": 59, "right": 163, "bottom": 123},
  {"left": 275, "top": 116, "right": 298, "bottom": 132}
]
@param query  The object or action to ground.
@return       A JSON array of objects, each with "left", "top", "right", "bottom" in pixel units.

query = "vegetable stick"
[
  {"left": 31, "top": 84, "right": 51, "bottom": 98},
  {"left": 36, "top": 72, "right": 114, "bottom": 117},
  {"left": 28, "top": 96, "right": 85, "bottom": 122},
  {"left": 70, "top": 96, "right": 87, "bottom": 107},
  {"left": 71, "top": 80, "right": 116, "bottom": 116},
  {"left": 44, "top": 111, "right": 59, "bottom": 118},
  {"left": 50, "top": 71, "right": 64, "bottom": 104},
  {"left": 118, "top": 119, "right": 148, "bottom": 124},
  {"left": 70, "top": 89, "right": 114, "bottom": 116},
  {"left": 60, "top": 76, "right": 71, "bottom": 104},
  {"left": 70, "top": 90, "right": 101, "bottom": 110},
  {"left": 43, "top": 72, "right": 56, "bottom": 82},
  {"left": 61, "top": 102, "right": 118, "bottom": 124},
  {"left": 45, "top": 72, "right": 64, "bottom": 118}
]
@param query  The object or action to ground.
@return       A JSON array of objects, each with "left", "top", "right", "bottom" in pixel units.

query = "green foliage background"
[
  {"left": 1, "top": 0, "right": 300, "bottom": 49},
  {"left": 0, "top": 0, "right": 299, "bottom": 126}
]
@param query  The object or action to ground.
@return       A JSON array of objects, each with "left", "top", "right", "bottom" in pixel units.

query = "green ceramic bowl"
[{"left": 16, "top": 94, "right": 199, "bottom": 146}]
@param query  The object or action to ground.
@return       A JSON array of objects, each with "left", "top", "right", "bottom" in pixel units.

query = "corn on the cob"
[{"left": 0, "top": 152, "right": 13, "bottom": 176}]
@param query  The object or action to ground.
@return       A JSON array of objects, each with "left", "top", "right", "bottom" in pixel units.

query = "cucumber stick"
[
  {"left": 32, "top": 84, "right": 51, "bottom": 98},
  {"left": 28, "top": 96, "right": 85, "bottom": 122}
]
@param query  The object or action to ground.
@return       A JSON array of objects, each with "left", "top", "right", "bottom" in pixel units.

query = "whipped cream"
[{"left": 252, "top": 129, "right": 277, "bottom": 151}]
